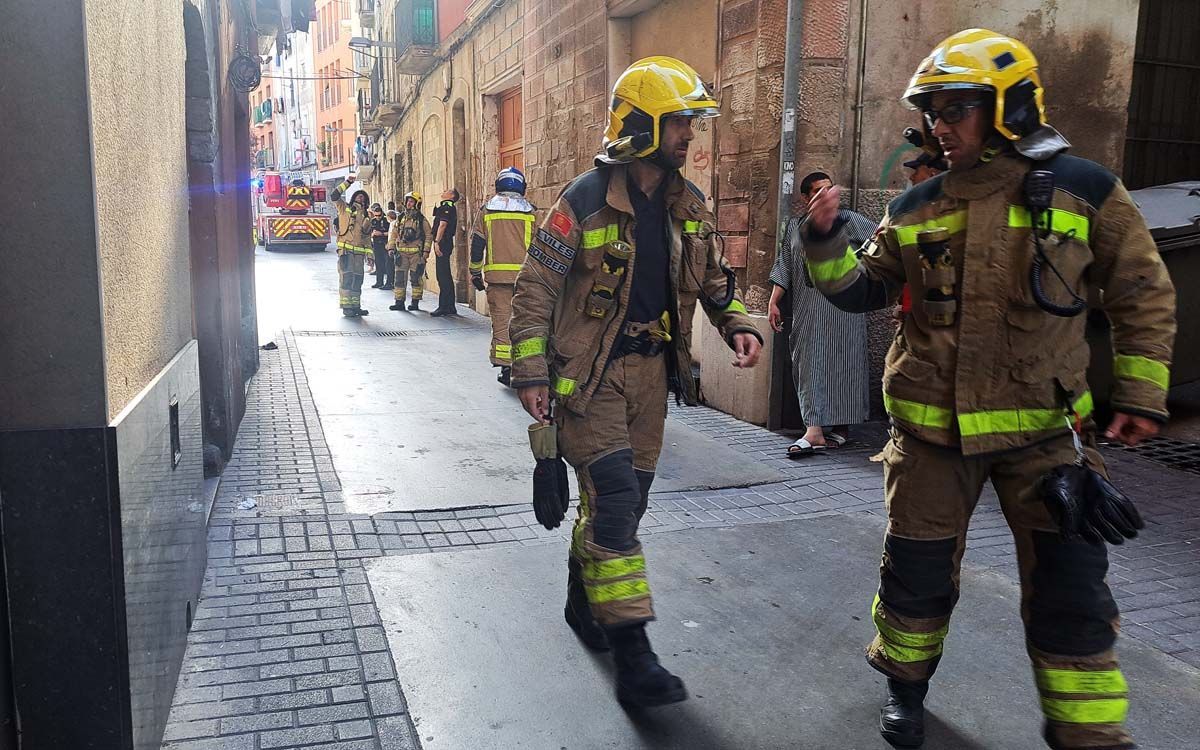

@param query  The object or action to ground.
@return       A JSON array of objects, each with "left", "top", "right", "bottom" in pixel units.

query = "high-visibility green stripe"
[
  {"left": 958, "top": 392, "right": 1094, "bottom": 437},
  {"left": 1113, "top": 355, "right": 1170, "bottom": 390},
  {"left": 881, "top": 640, "right": 943, "bottom": 663},
  {"left": 514, "top": 337, "right": 546, "bottom": 360},
  {"left": 493, "top": 344, "right": 512, "bottom": 355},
  {"left": 884, "top": 393, "right": 954, "bottom": 429},
  {"left": 1008, "top": 205, "right": 1091, "bottom": 243},
  {"left": 581, "top": 224, "right": 620, "bottom": 249},
  {"left": 722, "top": 299, "right": 748, "bottom": 315},
  {"left": 1035, "top": 669, "right": 1128, "bottom": 696},
  {"left": 586, "top": 578, "right": 650, "bottom": 604},
  {"left": 337, "top": 241, "right": 372, "bottom": 254},
  {"left": 872, "top": 594, "right": 948, "bottom": 648},
  {"left": 893, "top": 210, "right": 968, "bottom": 246},
  {"left": 806, "top": 246, "right": 860, "bottom": 284},
  {"left": 553, "top": 376, "right": 577, "bottom": 397},
  {"left": 584, "top": 555, "right": 646, "bottom": 581},
  {"left": 484, "top": 212, "right": 535, "bottom": 266},
  {"left": 485, "top": 212, "right": 537, "bottom": 223},
  {"left": 683, "top": 220, "right": 704, "bottom": 234},
  {"left": 1041, "top": 697, "right": 1129, "bottom": 725},
  {"left": 469, "top": 260, "right": 484, "bottom": 270},
  {"left": 483, "top": 263, "right": 523, "bottom": 272}
]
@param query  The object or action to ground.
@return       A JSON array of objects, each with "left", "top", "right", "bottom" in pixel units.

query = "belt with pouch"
[{"left": 612, "top": 317, "right": 671, "bottom": 359}]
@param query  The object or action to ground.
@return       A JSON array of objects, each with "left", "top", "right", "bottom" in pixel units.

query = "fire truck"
[{"left": 253, "top": 172, "right": 331, "bottom": 251}]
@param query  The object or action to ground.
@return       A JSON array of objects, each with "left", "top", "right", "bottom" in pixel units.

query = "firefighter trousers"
[
  {"left": 337, "top": 252, "right": 366, "bottom": 310},
  {"left": 557, "top": 352, "right": 667, "bottom": 628},
  {"left": 392, "top": 250, "right": 424, "bottom": 304},
  {"left": 871, "top": 428, "right": 1132, "bottom": 749},
  {"left": 486, "top": 283, "right": 514, "bottom": 367}
]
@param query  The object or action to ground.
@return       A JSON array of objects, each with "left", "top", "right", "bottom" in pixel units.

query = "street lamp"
[{"left": 348, "top": 36, "right": 398, "bottom": 49}]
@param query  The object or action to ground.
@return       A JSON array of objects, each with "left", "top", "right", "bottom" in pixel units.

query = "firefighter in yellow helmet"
[
  {"left": 802, "top": 29, "right": 1175, "bottom": 749},
  {"left": 330, "top": 178, "right": 374, "bottom": 317},
  {"left": 470, "top": 167, "right": 536, "bottom": 386},
  {"left": 389, "top": 191, "right": 432, "bottom": 312},
  {"left": 509, "top": 56, "right": 764, "bottom": 707}
]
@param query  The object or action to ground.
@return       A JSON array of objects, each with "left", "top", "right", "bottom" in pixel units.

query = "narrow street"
[{"left": 155, "top": 245, "right": 1200, "bottom": 750}]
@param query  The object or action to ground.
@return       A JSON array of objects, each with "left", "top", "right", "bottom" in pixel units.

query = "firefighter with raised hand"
[
  {"left": 509, "top": 56, "right": 763, "bottom": 708},
  {"left": 389, "top": 191, "right": 432, "bottom": 312},
  {"left": 802, "top": 29, "right": 1175, "bottom": 749},
  {"left": 470, "top": 167, "right": 536, "bottom": 386},
  {"left": 330, "top": 177, "right": 374, "bottom": 317}
]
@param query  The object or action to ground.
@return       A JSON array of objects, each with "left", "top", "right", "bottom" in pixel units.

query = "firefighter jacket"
[
  {"left": 509, "top": 164, "right": 763, "bottom": 416},
  {"left": 469, "top": 193, "right": 537, "bottom": 285},
  {"left": 392, "top": 209, "right": 432, "bottom": 255},
  {"left": 330, "top": 181, "right": 372, "bottom": 256},
  {"left": 803, "top": 151, "right": 1176, "bottom": 456}
]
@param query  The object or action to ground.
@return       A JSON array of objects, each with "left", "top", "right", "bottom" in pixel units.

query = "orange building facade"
[{"left": 313, "top": 0, "right": 358, "bottom": 183}]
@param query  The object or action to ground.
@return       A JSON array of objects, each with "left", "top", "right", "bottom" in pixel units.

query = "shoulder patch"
[
  {"left": 1042, "top": 153, "right": 1117, "bottom": 211},
  {"left": 560, "top": 168, "right": 610, "bottom": 224},
  {"left": 548, "top": 211, "right": 574, "bottom": 237},
  {"left": 888, "top": 174, "right": 945, "bottom": 219}
]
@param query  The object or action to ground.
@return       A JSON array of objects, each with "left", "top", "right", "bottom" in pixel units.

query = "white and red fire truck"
[{"left": 253, "top": 172, "right": 331, "bottom": 251}]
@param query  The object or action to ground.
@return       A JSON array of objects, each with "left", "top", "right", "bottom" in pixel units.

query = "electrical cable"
[{"left": 228, "top": 45, "right": 262, "bottom": 92}]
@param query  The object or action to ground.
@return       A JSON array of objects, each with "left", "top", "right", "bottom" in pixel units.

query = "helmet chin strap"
[{"left": 643, "top": 147, "right": 679, "bottom": 172}]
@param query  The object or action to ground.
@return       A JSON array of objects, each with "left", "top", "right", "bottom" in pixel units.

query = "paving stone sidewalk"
[{"left": 163, "top": 331, "right": 1200, "bottom": 749}]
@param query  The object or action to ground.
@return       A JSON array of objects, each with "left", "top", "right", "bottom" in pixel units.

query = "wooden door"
[{"left": 498, "top": 87, "right": 523, "bottom": 171}]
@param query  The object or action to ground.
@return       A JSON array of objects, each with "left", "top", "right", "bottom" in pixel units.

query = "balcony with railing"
[
  {"left": 393, "top": 0, "right": 438, "bottom": 76},
  {"left": 253, "top": 99, "right": 274, "bottom": 127},
  {"left": 255, "top": 148, "right": 275, "bottom": 169},
  {"left": 358, "top": 0, "right": 375, "bottom": 28}
]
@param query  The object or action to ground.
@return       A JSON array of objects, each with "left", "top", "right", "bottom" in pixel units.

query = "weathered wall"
[
  {"left": 85, "top": 0, "right": 194, "bottom": 420},
  {"left": 522, "top": 0, "right": 609, "bottom": 210}
]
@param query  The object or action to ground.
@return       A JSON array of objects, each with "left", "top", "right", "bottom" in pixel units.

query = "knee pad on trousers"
[
  {"left": 1028, "top": 531, "right": 1118, "bottom": 655},
  {"left": 587, "top": 449, "right": 642, "bottom": 552},
  {"left": 634, "top": 469, "right": 654, "bottom": 522},
  {"left": 879, "top": 534, "right": 958, "bottom": 619}
]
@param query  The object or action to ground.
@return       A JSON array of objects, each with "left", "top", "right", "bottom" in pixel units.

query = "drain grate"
[
  {"left": 292, "top": 329, "right": 461, "bottom": 338},
  {"left": 1108, "top": 436, "right": 1200, "bottom": 475}
]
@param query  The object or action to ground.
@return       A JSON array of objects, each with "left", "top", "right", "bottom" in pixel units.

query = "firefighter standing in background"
[
  {"left": 510, "top": 56, "right": 763, "bottom": 708},
  {"left": 802, "top": 30, "right": 1175, "bottom": 749},
  {"left": 470, "top": 167, "right": 536, "bottom": 386},
  {"left": 330, "top": 178, "right": 374, "bottom": 317},
  {"left": 389, "top": 191, "right": 432, "bottom": 312}
]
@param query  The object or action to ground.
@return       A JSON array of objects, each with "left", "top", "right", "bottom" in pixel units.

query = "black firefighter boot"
[
  {"left": 880, "top": 677, "right": 928, "bottom": 747},
  {"left": 564, "top": 559, "right": 608, "bottom": 651},
  {"left": 606, "top": 623, "right": 687, "bottom": 708},
  {"left": 497, "top": 366, "right": 512, "bottom": 387}
]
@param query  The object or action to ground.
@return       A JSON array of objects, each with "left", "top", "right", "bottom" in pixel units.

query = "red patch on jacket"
[{"left": 549, "top": 210, "right": 574, "bottom": 237}]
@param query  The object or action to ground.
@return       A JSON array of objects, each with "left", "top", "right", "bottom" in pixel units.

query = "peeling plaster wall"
[{"left": 85, "top": 0, "right": 194, "bottom": 420}]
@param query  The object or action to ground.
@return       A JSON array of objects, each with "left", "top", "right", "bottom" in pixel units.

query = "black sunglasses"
[{"left": 922, "top": 99, "right": 987, "bottom": 129}]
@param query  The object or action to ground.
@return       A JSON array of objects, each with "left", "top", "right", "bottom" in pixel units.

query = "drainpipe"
[
  {"left": 848, "top": 0, "right": 869, "bottom": 212},
  {"left": 768, "top": 0, "right": 806, "bottom": 431}
]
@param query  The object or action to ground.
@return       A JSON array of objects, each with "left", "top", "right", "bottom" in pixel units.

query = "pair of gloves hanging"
[
  {"left": 1039, "top": 427, "right": 1144, "bottom": 545},
  {"left": 529, "top": 421, "right": 569, "bottom": 530}
]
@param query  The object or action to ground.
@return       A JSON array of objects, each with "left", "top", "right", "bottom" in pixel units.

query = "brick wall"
[
  {"left": 714, "top": 0, "right": 787, "bottom": 311},
  {"left": 521, "top": 0, "right": 608, "bottom": 211}
]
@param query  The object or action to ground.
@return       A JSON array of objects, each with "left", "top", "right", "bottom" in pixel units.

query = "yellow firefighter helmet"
[
  {"left": 903, "top": 29, "right": 1046, "bottom": 141},
  {"left": 404, "top": 191, "right": 422, "bottom": 209},
  {"left": 602, "top": 56, "right": 720, "bottom": 162}
]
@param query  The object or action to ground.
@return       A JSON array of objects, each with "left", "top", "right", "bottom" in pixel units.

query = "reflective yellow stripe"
[
  {"left": 683, "top": 220, "right": 703, "bottom": 234},
  {"left": 1035, "top": 669, "right": 1128, "bottom": 696},
  {"left": 884, "top": 393, "right": 954, "bottom": 430},
  {"left": 722, "top": 299, "right": 748, "bottom": 315},
  {"left": 881, "top": 640, "right": 943, "bottom": 663},
  {"left": 484, "top": 212, "right": 535, "bottom": 271},
  {"left": 553, "top": 376, "right": 577, "bottom": 397},
  {"left": 337, "top": 241, "right": 372, "bottom": 254},
  {"left": 893, "top": 210, "right": 968, "bottom": 246},
  {"left": 806, "top": 246, "right": 860, "bottom": 284},
  {"left": 1008, "top": 205, "right": 1091, "bottom": 243},
  {"left": 469, "top": 260, "right": 484, "bottom": 270},
  {"left": 958, "top": 392, "right": 1094, "bottom": 437},
  {"left": 1113, "top": 355, "right": 1170, "bottom": 390},
  {"left": 872, "top": 594, "right": 948, "bottom": 648},
  {"left": 586, "top": 578, "right": 650, "bottom": 605},
  {"left": 581, "top": 224, "right": 620, "bottom": 249},
  {"left": 493, "top": 344, "right": 512, "bottom": 358},
  {"left": 584, "top": 555, "right": 646, "bottom": 581},
  {"left": 1040, "top": 698, "right": 1129, "bottom": 725},
  {"left": 483, "top": 263, "right": 524, "bottom": 272},
  {"left": 514, "top": 338, "right": 546, "bottom": 360}
]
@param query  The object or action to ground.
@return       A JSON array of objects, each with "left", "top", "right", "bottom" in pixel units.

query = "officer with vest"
[
  {"left": 510, "top": 56, "right": 763, "bottom": 708},
  {"left": 389, "top": 191, "right": 432, "bottom": 312},
  {"left": 330, "top": 178, "right": 374, "bottom": 317},
  {"left": 470, "top": 167, "right": 536, "bottom": 386},
  {"left": 803, "top": 30, "right": 1175, "bottom": 749}
]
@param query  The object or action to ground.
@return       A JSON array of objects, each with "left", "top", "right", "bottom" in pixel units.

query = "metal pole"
[
  {"left": 849, "top": 0, "right": 870, "bottom": 211},
  {"left": 768, "top": 0, "right": 807, "bottom": 431}
]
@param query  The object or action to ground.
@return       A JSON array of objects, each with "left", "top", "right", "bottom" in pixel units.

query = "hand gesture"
[{"left": 808, "top": 185, "right": 842, "bottom": 235}]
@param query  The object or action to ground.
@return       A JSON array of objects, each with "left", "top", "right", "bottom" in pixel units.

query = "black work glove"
[
  {"left": 533, "top": 456, "right": 571, "bottom": 530},
  {"left": 1039, "top": 464, "right": 1144, "bottom": 545},
  {"left": 471, "top": 273, "right": 486, "bottom": 292}
]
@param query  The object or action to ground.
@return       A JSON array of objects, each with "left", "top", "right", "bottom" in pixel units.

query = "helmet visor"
[{"left": 902, "top": 81, "right": 992, "bottom": 109}]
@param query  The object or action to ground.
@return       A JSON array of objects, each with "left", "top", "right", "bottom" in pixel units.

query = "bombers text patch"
[
  {"left": 528, "top": 245, "right": 569, "bottom": 275},
  {"left": 536, "top": 228, "right": 576, "bottom": 260}
]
